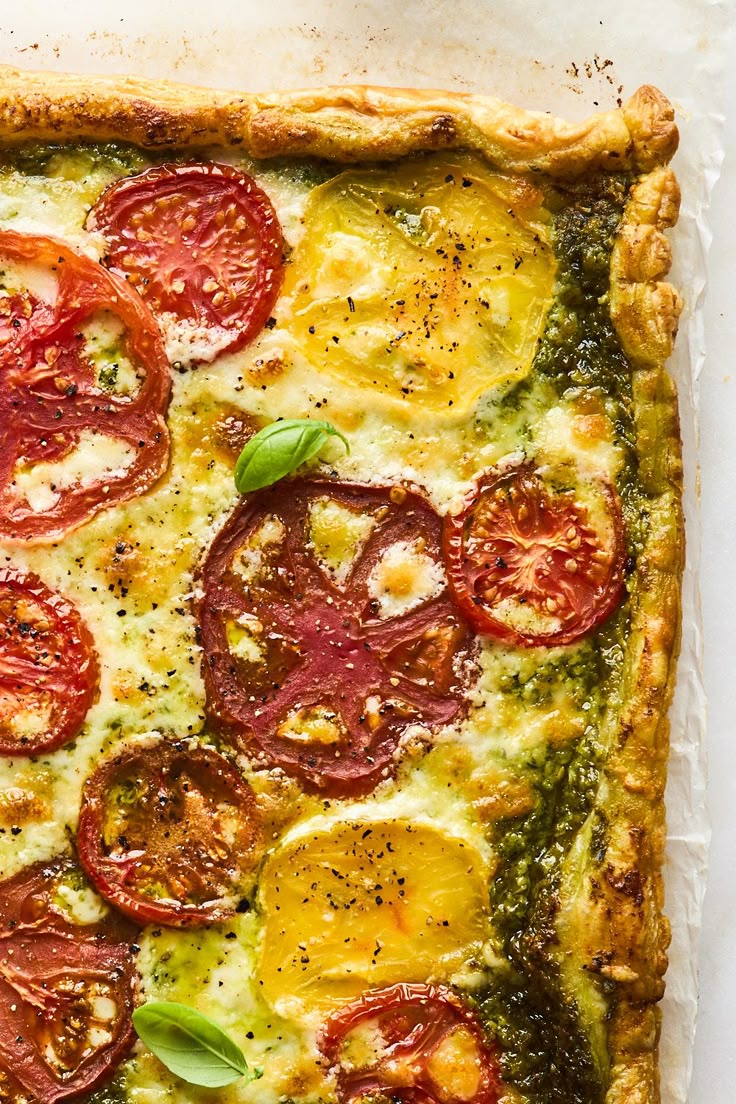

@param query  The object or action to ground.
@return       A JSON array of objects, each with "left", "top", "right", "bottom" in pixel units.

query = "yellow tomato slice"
[
  {"left": 283, "top": 155, "right": 555, "bottom": 418},
  {"left": 258, "top": 817, "right": 491, "bottom": 1021}
]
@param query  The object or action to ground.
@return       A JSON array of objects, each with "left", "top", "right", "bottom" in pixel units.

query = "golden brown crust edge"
[
  {"left": 0, "top": 66, "right": 677, "bottom": 175},
  {"left": 603, "top": 170, "right": 683, "bottom": 1103},
  {"left": 0, "top": 68, "right": 683, "bottom": 1104},
  {"left": 542, "top": 163, "right": 681, "bottom": 1104},
  {"left": 554, "top": 169, "right": 682, "bottom": 1104}
]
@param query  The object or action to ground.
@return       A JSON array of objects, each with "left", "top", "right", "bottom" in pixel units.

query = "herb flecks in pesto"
[
  {"left": 77, "top": 1080, "right": 127, "bottom": 1104},
  {"left": 534, "top": 175, "right": 632, "bottom": 397},
  {"left": 481, "top": 971, "right": 603, "bottom": 1104},
  {"left": 498, "top": 642, "right": 601, "bottom": 710},
  {"left": 0, "top": 140, "right": 148, "bottom": 179},
  {"left": 532, "top": 173, "right": 649, "bottom": 559},
  {"left": 478, "top": 175, "right": 641, "bottom": 1104},
  {"left": 481, "top": 623, "right": 632, "bottom": 1104},
  {"left": 489, "top": 708, "right": 605, "bottom": 942},
  {"left": 482, "top": 698, "right": 608, "bottom": 1104}
]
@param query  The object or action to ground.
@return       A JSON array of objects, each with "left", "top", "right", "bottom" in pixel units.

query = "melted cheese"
[
  {"left": 533, "top": 400, "right": 623, "bottom": 481},
  {"left": 232, "top": 515, "right": 286, "bottom": 583},
  {"left": 12, "top": 432, "right": 136, "bottom": 513},
  {"left": 227, "top": 615, "right": 267, "bottom": 665},
  {"left": 55, "top": 881, "right": 111, "bottom": 925},
  {"left": 308, "top": 497, "right": 376, "bottom": 585},
  {"left": 82, "top": 311, "right": 142, "bottom": 396},
  {"left": 425, "top": 1028, "right": 485, "bottom": 1101},
  {"left": 0, "top": 259, "right": 59, "bottom": 304},
  {"left": 0, "top": 145, "right": 146, "bottom": 248},
  {"left": 367, "top": 539, "right": 446, "bottom": 617},
  {"left": 0, "top": 144, "right": 624, "bottom": 1104},
  {"left": 159, "top": 311, "right": 234, "bottom": 368}
]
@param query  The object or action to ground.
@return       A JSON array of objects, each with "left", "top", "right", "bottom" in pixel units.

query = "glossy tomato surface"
[
  {"left": 320, "top": 983, "right": 502, "bottom": 1104},
  {"left": 0, "top": 857, "right": 137, "bottom": 1102},
  {"left": 199, "top": 480, "right": 475, "bottom": 796},
  {"left": 444, "top": 461, "right": 625, "bottom": 647},
  {"left": 87, "top": 162, "right": 284, "bottom": 364},
  {"left": 0, "top": 230, "right": 170, "bottom": 541},
  {"left": 77, "top": 740, "right": 262, "bottom": 928},
  {"left": 0, "top": 567, "right": 98, "bottom": 756}
]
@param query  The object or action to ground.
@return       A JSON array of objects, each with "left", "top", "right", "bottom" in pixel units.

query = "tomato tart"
[{"left": 0, "top": 68, "right": 682, "bottom": 1104}]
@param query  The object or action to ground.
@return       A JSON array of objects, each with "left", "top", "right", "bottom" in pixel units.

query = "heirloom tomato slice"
[
  {"left": 258, "top": 819, "right": 491, "bottom": 1016},
  {"left": 199, "top": 480, "right": 474, "bottom": 796},
  {"left": 443, "top": 461, "right": 625, "bottom": 647},
  {"left": 0, "top": 1061, "right": 31, "bottom": 1104},
  {"left": 77, "top": 741, "right": 262, "bottom": 928},
  {"left": 282, "top": 155, "right": 555, "bottom": 419},
  {"left": 0, "top": 857, "right": 137, "bottom": 1102},
  {"left": 87, "top": 162, "right": 284, "bottom": 365},
  {"left": 0, "top": 229, "right": 170, "bottom": 542},
  {"left": 320, "top": 983, "right": 502, "bottom": 1104},
  {"left": 0, "top": 567, "right": 98, "bottom": 756}
]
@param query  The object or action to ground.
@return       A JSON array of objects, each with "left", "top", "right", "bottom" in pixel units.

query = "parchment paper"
[{"left": 0, "top": 1, "right": 731, "bottom": 1100}]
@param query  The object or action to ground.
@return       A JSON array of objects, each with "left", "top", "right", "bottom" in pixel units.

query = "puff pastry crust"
[{"left": 0, "top": 67, "right": 683, "bottom": 1104}]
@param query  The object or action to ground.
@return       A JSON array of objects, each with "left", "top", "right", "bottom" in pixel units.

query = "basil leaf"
[
  {"left": 132, "top": 1001, "right": 262, "bottom": 1088},
  {"left": 234, "top": 418, "right": 350, "bottom": 494}
]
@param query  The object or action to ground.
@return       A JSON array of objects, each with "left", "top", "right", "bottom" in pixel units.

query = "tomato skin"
[
  {"left": 0, "top": 566, "right": 98, "bottom": 756},
  {"left": 199, "top": 480, "right": 474, "bottom": 796},
  {"left": 0, "top": 229, "right": 171, "bottom": 542},
  {"left": 0, "top": 1060, "right": 31, "bottom": 1104},
  {"left": 320, "top": 983, "right": 502, "bottom": 1104},
  {"left": 77, "top": 740, "right": 262, "bottom": 928},
  {"left": 443, "top": 461, "right": 626, "bottom": 647},
  {"left": 87, "top": 161, "right": 284, "bottom": 363},
  {"left": 0, "top": 857, "right": 138, "bottom": 1103}
]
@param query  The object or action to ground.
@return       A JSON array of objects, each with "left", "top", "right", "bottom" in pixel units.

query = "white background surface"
[
  {"left": 0, "top": 2, "right": 733, "bottom": 1100},
  {"left": 690, "top": 43, "right": 736, "bottom": 1104}
]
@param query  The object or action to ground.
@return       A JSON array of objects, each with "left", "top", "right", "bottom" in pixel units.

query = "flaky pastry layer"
[{"left": 0, "top": 68, "right": 677, "bottom": 176}]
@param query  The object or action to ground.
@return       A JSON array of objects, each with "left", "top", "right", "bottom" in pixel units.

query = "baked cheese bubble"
[{"left": 282, "top": 154, "right": 556, "bottom": 418}]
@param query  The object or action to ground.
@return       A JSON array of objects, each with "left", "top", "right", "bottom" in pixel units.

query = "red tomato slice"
[
  {"left": 77, "top": 741, "right": 262, "bottom": 928},
  {"left": 443, "top": 461, "right": 626, "bottom": 647},
  {"left": 0, "top": 567, "right": 98, "bottom": 756},
  {"left": 320, "top": 983, "right": 502, "bottom": 1104},
  {"left": 198, "top": 480, "right": 474, "bottom": 796},
  {"left": 0, "top": 229, "right": 171, "bottom": 542},
  {"left": 0, "top": 857, "right": 138, "bottom": 1102},
  {"left": 0, "top": 1061, "right": 31, "bottom": 1104},
  {"left": 86, "top": 162, "right": 284, "bottom": 365}
]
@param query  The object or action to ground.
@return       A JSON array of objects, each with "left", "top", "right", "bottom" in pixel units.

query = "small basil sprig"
[
  {"left": 132, "top": 1001, "right": 263, "bottom": 1088},
  {"left": 234, "top": 418, "right": 350, "bottom": 494}
]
